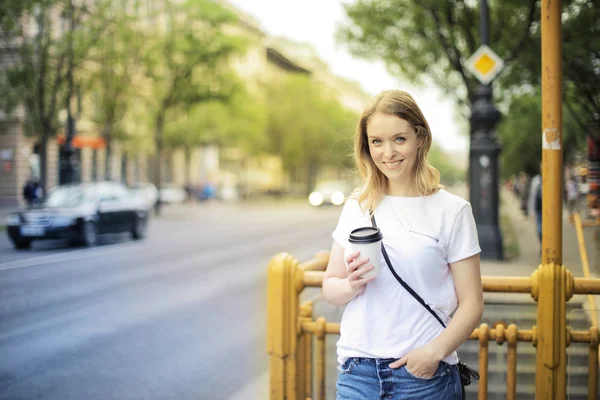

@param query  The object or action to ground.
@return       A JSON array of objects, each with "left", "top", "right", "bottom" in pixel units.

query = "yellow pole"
[
  {"left": 541, "top": 1, "right": 563, "bottom": 266},
  {"left": 537, "top": 0, "right": 565, "bottom": 398}
]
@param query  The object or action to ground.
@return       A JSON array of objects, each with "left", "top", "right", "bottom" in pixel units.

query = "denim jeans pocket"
[
  {"left": 404, "top": 362, "right": 449, "bottom": 382},
  {"left": 337, "top": 358, "right": 357, "bottom": 374}
]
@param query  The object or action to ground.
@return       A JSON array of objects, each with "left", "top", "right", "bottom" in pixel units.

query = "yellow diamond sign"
[{"left": 466, "top": 45, "right": 504, "bottom": 85}]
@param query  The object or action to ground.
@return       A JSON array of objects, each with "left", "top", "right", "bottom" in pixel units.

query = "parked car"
[
  {"left": 308, "top": 181, "right": 351, "bottom": 207},
  {"left": 6, "top": 181, "right": 149, "bottom": 249},
  {"left": 129, "top": 182, "right": 159, "bottom": 210}
]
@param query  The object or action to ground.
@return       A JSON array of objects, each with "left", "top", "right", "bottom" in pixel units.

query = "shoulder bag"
[{"left": 370, "top": 215, "right": 480, "bottom": 397}]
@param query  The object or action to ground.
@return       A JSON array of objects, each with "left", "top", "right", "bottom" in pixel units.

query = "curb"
[{"left": 228, "top": 370, "right": 269, "bottom": 400}]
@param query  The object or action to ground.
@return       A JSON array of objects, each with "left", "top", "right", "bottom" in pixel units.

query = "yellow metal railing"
[
  {"left": 267, "top": 252, "right": 600, "bottom": 400},
  {"left": 573, "top": 212, "right": 599, "bottom": 329}
]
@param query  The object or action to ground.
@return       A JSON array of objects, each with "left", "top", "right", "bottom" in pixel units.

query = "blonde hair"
[{"left": 354, "top": 90, "right": 442, "bottom": 213}]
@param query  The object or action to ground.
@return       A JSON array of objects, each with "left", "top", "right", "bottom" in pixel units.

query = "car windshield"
[{"left": 44, "top": 186, "right": 93, "bottom": 208}]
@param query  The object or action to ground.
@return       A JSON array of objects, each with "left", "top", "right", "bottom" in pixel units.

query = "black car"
[{"left": 6, "top": 181, "right": 149, "bottom": 249}]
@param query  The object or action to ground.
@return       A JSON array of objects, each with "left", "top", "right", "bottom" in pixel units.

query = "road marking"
[
  {"left": 228, "top": 369, "right": 269, "bottom": 400},
  {"left": 0, "top": 243, "right": 140, "bottom": 272}
]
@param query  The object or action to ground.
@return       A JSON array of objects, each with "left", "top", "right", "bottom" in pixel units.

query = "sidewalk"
[{"left": 480, "top": 188, "right": 600, "bottom": 320}]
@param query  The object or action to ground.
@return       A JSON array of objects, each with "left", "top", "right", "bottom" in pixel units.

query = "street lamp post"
[
  {"left": 469, "top": 0, "right": 504, "bottom": 260},
  {"left": 59, "top": 113, "right": 78, "bottom": 185}
]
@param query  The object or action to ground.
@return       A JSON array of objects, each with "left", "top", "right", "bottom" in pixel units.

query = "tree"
[
  {"left": 84, "top": 0, "right": 144, "bottom": 180},
  {"left": 0, "top": 0, "right": 110, "bottom": 189},
  {"left": 500, "top": 1, "right": 600, "bottom": 138},
  {"left": 497, "top": 89, "right": 586, "bottom": 179},
  {"left": 163, "top": 88, "right": 268, "bottom": 185},
  {"left": 265, "top": 74, "right": 358, "bottom": 194},
  {"left": 140, "top": 0, "right": 246, "bottom": 212},
  {"left": 337, "top": 0, "right": 541, "bottom": 120}
]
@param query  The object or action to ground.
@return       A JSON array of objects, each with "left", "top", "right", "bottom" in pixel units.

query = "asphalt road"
[{"left": 0, "top": 200, "right": 341, "bottom": 400}]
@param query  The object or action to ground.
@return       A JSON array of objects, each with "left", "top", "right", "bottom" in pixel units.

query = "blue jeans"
[{"left": 336, "top": 358, "right": 462, "bottom": 400}]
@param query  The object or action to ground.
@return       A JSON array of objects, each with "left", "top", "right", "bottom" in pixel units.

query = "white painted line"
[{"left": 0, "top": 243, "right": 140, "bottom": 272}]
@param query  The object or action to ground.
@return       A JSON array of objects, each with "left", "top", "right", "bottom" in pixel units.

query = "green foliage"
[
  {"left": 0, "top": 0, "right": 112, "bottom": 131},
  {"left": 265, "top": 74, "right": 357, "bottom": 174},
  {"left": 85, "top": 0, "right": 144, "bottom": 143},
  {"left": 0, "top": 0, "right": 41, "bottom": 34},
  {"left": 164, "top": 87, "right": 268, "bottom": 154},
  {"left": 497, "top": 88, "right": 586, "bottom": 178},
  {"left": 501, "top": 1, "right": 600, "bottom": 136},
  {"left": 0, "top": 0, "right": 112, "bottom": 187},
  {"left": 427, "top": 145, "right": 464, "bottom": 186},
  {"left": 141, "top": 0, "right": 247, "bottom": 117},
  {"left": 136, "top": 0, "right": 249, "bottom": 191}
]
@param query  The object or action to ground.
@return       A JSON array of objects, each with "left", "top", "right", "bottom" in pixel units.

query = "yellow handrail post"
[
  {"left": 588, "top": 327, "right": 599, "bottom": 400},
  {"left": 478, "top": 324, "right": 490, "bottom": 400},
  {"left": 506, "top": 324, "right": 519, "bottom": 400},
  {"left": 574, "top": 212, "right": 599, "bottom": 329},
  {"left": 267, "top": 253, "right": 300, "bottom": 400},
  {"left": 538, "top": 0, "right": 565, "bottom": 398},
  {"left": 315, "top": 317, "right": 327, "bottom": 400},
  {"left": 298, "top": 301, "right": 314, "bottom": 399},
  {"left": 535, "top": 263, "right": 570, "bottom": 399}
]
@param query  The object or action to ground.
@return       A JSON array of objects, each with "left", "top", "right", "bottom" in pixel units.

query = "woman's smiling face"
[{"left": 366, "top": 112, "right": 421, "bottom": 192}]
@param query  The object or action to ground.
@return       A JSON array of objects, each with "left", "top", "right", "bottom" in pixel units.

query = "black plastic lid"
[{"left": 348, "top": 227, "right": 383, "bottom": 244}]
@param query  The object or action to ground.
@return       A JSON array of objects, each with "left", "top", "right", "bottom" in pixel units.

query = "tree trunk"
[
  {"left": 184, "top": 147, "right": 191, "bottom": 186},
  {"left": 39, "top": 133, "right": 49, "bottom": 193},
  {"left": 104, "top": 139, "right": 112, "bottom": 181},
  {"left": 306, "top": 161, "right": 319, "bottom": 196},
  {"left": 154, "top": 113, "right": 164, "bottom": 215}
]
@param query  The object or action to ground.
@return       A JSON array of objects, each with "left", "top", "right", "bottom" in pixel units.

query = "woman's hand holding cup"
[{"left": 345, "top": 251, "right": 375, "bottom": 295}]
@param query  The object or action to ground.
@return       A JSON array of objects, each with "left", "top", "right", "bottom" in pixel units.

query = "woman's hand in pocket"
[{"left": 389, "top": 346, "right": 441, "bottom": 378}]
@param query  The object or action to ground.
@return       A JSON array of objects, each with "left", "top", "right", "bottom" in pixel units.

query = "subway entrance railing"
[{"left": 267, "top": 251, "right": 600, "bottom": 400}]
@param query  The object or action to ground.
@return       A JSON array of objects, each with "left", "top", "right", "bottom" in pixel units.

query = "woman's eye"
[
  {"left": 371, "top": 139, "right": 381, "bottom": 145},
  {"left": 395, "top": 137, "right": 406, "bottom": 143}
]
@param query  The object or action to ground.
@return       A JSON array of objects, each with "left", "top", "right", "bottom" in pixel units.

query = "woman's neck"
[{"left": 386, "top": 179, "right": 418, "bottom": 197}]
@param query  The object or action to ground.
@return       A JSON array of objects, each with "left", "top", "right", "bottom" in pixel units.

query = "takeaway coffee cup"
[{"left": 348, "top": 227, "right": 383, "bottom": 279}]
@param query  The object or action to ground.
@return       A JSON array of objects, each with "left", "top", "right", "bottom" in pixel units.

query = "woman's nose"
[{"left": 384, "top": 144, "right": 396, "bottom": 158}]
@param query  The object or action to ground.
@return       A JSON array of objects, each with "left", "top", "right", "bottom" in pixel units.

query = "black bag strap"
[
  {"left": 370, "top": 213, "right": 480, "bottom": 384},
  {"left": 370, "top": 214, "right": 447, "bottom": 328}
]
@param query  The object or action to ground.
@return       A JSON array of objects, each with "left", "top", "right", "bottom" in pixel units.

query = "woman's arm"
[
  {"left": 390, "top": 254, "right": 483, "bottom": 374},
  {"left": 322, "top": 241, "right": 375, "bottom": 306},
  {"left": 424, "top": 254, "right": 484, "bottom": 359}
]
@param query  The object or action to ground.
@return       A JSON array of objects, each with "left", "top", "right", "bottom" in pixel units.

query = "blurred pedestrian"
[
  {"left": 566, "top": 176, "right": 579, "bottom": 215},
  {"left": 22, "top": 179, "right": 43, "bottom": 206},
  {"left": 184, "top": 184, "right": 193, "bottom": 203},
  {"left": 528, "top": 168, "right": 542, "bottom": 243},
  {"left": 322, "top": 90, "right": 481, "bottom": 400},
  {"left": 518, "top": 172, "right": 529, "bottom": 217}
]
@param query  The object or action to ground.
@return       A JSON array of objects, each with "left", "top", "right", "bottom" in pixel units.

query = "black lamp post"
[
  {"left": 469, "top": 0, "right": 504, "bottom": 260},
  {"left": 59, "top": 113, "right": 79, "bottom": 185}
]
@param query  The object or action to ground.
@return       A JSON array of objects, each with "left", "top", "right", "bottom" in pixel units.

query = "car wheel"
[
  {"left": 131, "top": 215, "right": 147, "bottom": 240},
  {"left": 12, "top": 238, "right": 32, "bottom": 250},
  {"left": 78, "top": 221, "right": 97, "bottom": 247}
]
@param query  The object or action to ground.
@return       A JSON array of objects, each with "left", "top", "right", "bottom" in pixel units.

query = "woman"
[{"left": 322, "top": 90, "right": 483, "bottom": 399}]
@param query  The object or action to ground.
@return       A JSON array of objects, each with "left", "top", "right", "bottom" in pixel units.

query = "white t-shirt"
[{"left": 331, "top": 189, "right": 481, "bottom": 365}]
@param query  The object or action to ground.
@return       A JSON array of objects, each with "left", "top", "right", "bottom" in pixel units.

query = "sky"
[{"left": 227, "top": 0, "right": 469, "bottom": 154}]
